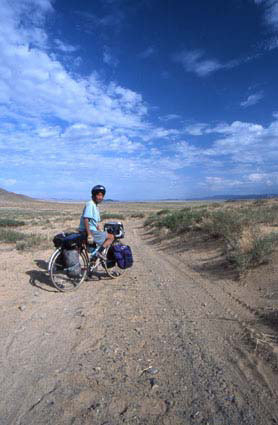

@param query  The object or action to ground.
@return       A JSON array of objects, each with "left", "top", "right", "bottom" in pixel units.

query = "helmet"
[{"left": 91, "top": 185, "right": 106, "bottom": 197}]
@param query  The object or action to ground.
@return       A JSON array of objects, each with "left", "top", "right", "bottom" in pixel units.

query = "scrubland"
[{"left": 1, "top": 195, "right": 278, "bottom": 424}]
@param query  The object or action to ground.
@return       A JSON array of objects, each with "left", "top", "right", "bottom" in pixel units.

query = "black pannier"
[
  {"left": 103, "top": 222, "right": 125, "bottom": 239},
  {"left": 53, "top": 232, "right": 86, "bottom": 249}
]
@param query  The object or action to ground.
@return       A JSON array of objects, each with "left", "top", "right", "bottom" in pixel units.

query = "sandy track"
[{"left": 1, "top": 220, "right": 278, "bottom": 424}]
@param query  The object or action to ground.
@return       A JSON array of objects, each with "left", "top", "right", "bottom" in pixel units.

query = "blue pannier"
[{"left": 112, "top": 244, "right": 133, "bottom": 269}]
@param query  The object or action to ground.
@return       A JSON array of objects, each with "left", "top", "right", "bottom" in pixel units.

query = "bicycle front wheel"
[{"left": 49, "top": 248, "right": 88, "bottom": 292}]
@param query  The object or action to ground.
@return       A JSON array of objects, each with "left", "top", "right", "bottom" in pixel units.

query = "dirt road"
[{"left": 1, "top": 220, "right": 278, "bottom": 424}]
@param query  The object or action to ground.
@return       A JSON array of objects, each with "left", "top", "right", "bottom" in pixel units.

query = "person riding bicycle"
[{"left": 79, "top": 185, "right": 114, "bottom": 255}]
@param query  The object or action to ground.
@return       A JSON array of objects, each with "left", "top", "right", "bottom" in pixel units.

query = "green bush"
[
  {"left": 16, "top": 234, "right": 48, "bottom": 251},
  {"left": 0, "top": 228, "right": 26, "bottom": 243},
  {"left": 144, "top": 208, "right": 208, "bottom": 233},
  {"left": 0, "top": 218, "right": 25, "bottom": 227},
  {"left": 0, "top": 228, "right": 49, "bottom": 250},
  {"left": 102, "top": 213, "right": 125, "bottom": 220},
  {"left": 144, "top": 213, "right": 157, "bottom": 227},
  {"left": 253, "top": 199, "right": 268, "bottom": 206},
  {"left": 203, "top": 210, "right": 245, "bottom": 244},
  {"left": 130, "top": 213, "right": 145, "bottom": 218},
  {"left": 228, "top": 233, "right": 278, "bottom": 274},
  {"left": 156, "top": 208, "right": 171, "bottom": 216}
]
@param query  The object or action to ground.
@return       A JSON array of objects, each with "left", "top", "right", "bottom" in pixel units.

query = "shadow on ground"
[
  {"left": 26, "top": 259, "right": 56, "bottom": 292},
  {"left": 140, "top": 224, "right": 238, "bottom": 281},
  {"left": 259, "top": 310, "right": 278, "bottom": 334}
]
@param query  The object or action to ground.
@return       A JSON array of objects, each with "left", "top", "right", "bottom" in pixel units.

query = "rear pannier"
[
  {"left": 53, "top": 232, "right": 85, "bottom": 278},
  {"left": 62, "top": 249, "right": 81, "bottom": 278}
]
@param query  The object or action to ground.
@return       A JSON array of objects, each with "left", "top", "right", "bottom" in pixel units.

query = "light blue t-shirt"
[{"left": 79, "top": 200, "right": 101, "bottom": 232}]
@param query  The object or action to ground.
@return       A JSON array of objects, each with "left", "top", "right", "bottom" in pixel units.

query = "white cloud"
[
  {"left": 255, "top": 0, "right": 278, "bottom": 49},
  {"left": 184, "top": 123, "right": 208, "bottom": 136},
  {"left": 0, "top": 2, "right": 148, "bottom": 130},
  {"left": 173, "top": 49, "right": 237, "bottom": 77},
  {"left": 0, "top": 178, "right": 17, "bottom": 187},
  {"left": 256, "top": 0, "right": 278, "bottom": 29},
  {"left": 53, "top": 39, "right": 78, "bottom": 53},
  {"left": 0, "top": 0, "right": 196, "bottom": 199},
  {"left": 1, "top": 0, "right": 278, "bottom": 199},
  {"left": 240, "top": 92, "right": 264, "bottom": 108},
  {"left": 159, "top": 114, "right": 181, "bottom": 122},
  {"left": 138, "top": 47, "right": 155, "bottom": 59},
  {"left": 103, "top": 46, "right": 119, "bottom": 67}
]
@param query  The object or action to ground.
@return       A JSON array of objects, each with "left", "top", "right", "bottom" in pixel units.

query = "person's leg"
[
  {"left": 92, "top": 231, "right": 114, "bottom": 250},
  {"left": 102, "top": 232, "right": 114, "bottom": 248}
]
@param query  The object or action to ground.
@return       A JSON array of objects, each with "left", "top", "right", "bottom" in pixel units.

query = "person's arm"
[
  {"left": 84, "top": 218, "right": 91, "bottom": 236},
  {"left": 84, "top": 218, "right": 94, "bottom": 243}
]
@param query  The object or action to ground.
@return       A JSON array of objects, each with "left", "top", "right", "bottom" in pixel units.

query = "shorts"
[{"left": 92, "top": 230, "right": 107, "bottom": 246}]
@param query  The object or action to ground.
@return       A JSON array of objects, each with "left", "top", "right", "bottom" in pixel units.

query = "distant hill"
[
  {"left": 185, "top": 194, "right": 278, "bottom": 201},
  {"left": 160, "top": 194, "right": 278, "bottom": 202},
  {"left": 0, "top": 188, "right": 35, "bottom": 202}
]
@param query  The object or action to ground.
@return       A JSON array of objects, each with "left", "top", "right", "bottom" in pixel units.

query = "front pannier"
[
  {"left": 106, "top": 247, "right": 116, "bottom": 268},
  {"left": 112, "top": 244, "right": 133, "bottom": 269}
]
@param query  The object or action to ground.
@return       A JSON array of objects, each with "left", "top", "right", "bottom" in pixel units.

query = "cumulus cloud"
[
  {"left": 0, "top": 0, "right": 148, "bottom": 130},
  {"left": 1, "top": 0, "right": 278, "bottom": 199},
  {"left": 0, "top": 0, "right": 197, "bottom": 199}
]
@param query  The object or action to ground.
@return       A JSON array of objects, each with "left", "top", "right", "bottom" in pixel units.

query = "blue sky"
[{"left": 0, "top": 0, "right": 278, "bottom": 200}]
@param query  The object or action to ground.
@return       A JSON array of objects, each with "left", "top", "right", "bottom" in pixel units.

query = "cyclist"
[{"left": 79, "top": 185, "right": 114, "bottom": 255}]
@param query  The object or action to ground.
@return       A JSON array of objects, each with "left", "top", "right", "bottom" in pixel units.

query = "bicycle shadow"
[{"left": 26, "top": 259, "right": 57, "bottom": 292}]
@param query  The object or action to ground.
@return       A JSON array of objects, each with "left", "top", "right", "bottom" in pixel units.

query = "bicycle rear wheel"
[
  {"left": 102, "top": 245, "right": 127, "bottom": 279},
  {"left": 49, "top": 248, "right": 88, "bottom": 292}
]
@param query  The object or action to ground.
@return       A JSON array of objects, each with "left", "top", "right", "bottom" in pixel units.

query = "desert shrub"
[
  {"left": 0, "top": 228, "right": 49, "bottom": 250},
  {"left": 130, "top": 213, "right": 145, "bottom": 218},
  {"left": 145, "top": 208, "right": 208, "bottom": 233},
  {"left": 253, "top": 199, "right": 268, "bottom": 206},
  {"left": 156, "top": 209, "right": 171, "bottom": 216},
  {"left": 239, "top": 204, "right": 278, "bottom": 225},
  {"left": 228, "top": 232, "right": 278, "bottom": 274},
  {"left": 0, "top": 218, "right": 25, "bottom": 227},
  {"left": 0, "top": 228, "right": 26, "bottom": 243},
  {"left": 144, "top": 213, "right": 157, "bottom": 227},
  {"left": 102, "top": 213, "right": 125, "bottom": 220},
  {"left": 203, "top": 210, "right": 245, "bottom": 245},
  {"left": 16, "top": 234, "right": 49, "bottom": 251}
]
